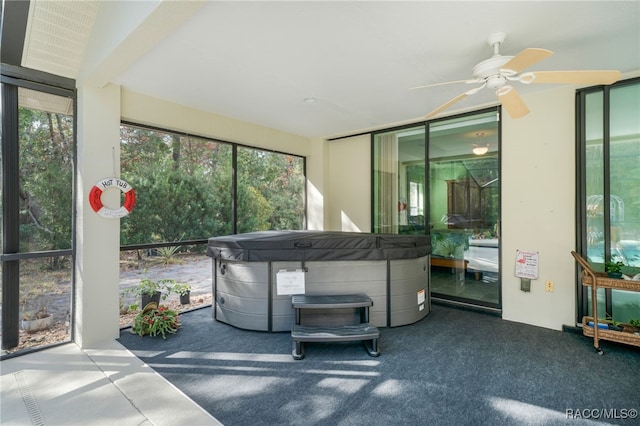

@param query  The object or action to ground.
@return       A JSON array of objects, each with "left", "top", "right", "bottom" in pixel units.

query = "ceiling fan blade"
[
  {"left": 522, "top": 70, "right": 621, "bottom": 85},
  {"left": 425, "top": 92, "right": 468, "bottom": 118},
  {"left": 409, "top": 79, "right": 477, "bottom": 90},
  {"left": 498, "top": 86, "right": 529, "bottom": 119},
  {"left": 501, "top": 48, "right": 553, "bottom": 74}
]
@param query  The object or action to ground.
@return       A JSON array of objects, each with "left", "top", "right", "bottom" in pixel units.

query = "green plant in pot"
[
  {"left": 604, "top": 258, "right": 625, "bottom": 278},
  {"left": 171, "top": 282, "right": 192, "bottom": 305},
  {"left": 133, "top": 278, "right": 173, "bottom": 306},
  {"left": 601, "top": 316, "right": 623, "bottom": 332}
]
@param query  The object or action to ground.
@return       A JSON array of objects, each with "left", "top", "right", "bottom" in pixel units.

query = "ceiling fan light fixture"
[
  {"left": 473, "top": 145, "right": 489, "bottom": 156},
  {"left": 473, "top": 132, "right": 489, "bottom": 155}
]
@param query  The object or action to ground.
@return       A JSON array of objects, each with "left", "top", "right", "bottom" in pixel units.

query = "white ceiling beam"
[{"left": 78, "top": 0, "right": 206, "bottom": 88}]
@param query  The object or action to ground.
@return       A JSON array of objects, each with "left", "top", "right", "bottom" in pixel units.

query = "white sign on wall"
[{"left": 515, "top": 249, "right": 539, "bottom": 280}]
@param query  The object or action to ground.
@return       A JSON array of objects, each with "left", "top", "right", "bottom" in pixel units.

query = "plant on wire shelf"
[
  {"left": 604, "top": 257, "right": 625, "bottom": 277},
  {"left": 131, "top": 302, "right": 181, "bottom": 339}
]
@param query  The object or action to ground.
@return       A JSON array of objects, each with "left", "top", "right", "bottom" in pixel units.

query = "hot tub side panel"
[
  {"left": 214, "top": 259, "right": 270, "bottom": 331},
  {"left": 270, "top": 260, "right": 388, "bottom": 331},
  {"left": 389, "top": 256, "right": 430, "bottom": 327}
]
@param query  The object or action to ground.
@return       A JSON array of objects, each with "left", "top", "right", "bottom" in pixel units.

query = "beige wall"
[
  {"left": 501, "top": 86, "right": 577, "bottom": 329},
  {"left": 326, "top": 135, "right": 371, "bottom": 232},
  {"left": 306, "top": 137, "right": 328, "bottom": 231}
]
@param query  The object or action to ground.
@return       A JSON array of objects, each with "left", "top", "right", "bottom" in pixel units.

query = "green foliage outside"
[
  {"left": 119, "top": 125, "right": 305, "bottom": 246},
  {"left": 236, "top": 148, "right": 305, "bottom": 233},
  {"left": 17, "top": 108, "right": 73, "bottom": 269}
]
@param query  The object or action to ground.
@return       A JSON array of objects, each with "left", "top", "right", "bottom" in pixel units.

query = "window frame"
[
  {"left": 1, "top": 67, "right": 77, "bottom": 355},
  {"left": 575, "top": 76, "right": 640, "bottom": 324}
]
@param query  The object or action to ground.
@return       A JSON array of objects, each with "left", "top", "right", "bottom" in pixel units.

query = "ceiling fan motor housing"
[{"left": 473, "top": 55, "right": 513, "bottom": 88}]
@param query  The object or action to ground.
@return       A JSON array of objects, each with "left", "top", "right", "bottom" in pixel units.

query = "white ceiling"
[{"left": 21, "top": 1, "right": 640, "bottom": 139}]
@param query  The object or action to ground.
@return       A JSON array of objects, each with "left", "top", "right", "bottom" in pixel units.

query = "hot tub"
[{"left": 207, "top": 231, "right": 431, "bottom": 331}]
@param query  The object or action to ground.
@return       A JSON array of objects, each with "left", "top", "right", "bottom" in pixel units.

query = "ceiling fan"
[{"left": 414, "top": 32, "right": 621, "bottom": 119}]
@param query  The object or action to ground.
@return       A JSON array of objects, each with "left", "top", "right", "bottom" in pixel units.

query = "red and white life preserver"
[{"left": 89, "top": 178, "right": 136, "bottom": 219}]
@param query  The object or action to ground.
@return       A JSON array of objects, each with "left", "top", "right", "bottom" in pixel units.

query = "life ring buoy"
[{"left": 89, "top": 178, "right": 136, "bottom": 218}]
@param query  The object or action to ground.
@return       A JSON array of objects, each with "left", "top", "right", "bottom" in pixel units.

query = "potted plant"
[
  {"left": 604, "top": 258, "right": 625, "bottom": 278},
  {"left": 623, "top": 318, "right": 640, "bottom": 334},
  {"left": 171, "top": 282, "right": 192, "bottom": 305},
  {"left": 21, "top": 297, "right": 53, "bottom": 333},
  {"left": 605, "top": 317, "right": 623, "bottom": 332},
  {"left": 20, "top": 281, "right": 56, "bottom": 333},
  {"left": 133, "top": 278, "right": 171, "bottom": 307},
  {"left": 131, "top": 302, "right": 180, "bottom": 339}
]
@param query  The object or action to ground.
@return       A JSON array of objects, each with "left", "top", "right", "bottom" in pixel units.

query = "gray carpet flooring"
[{"left": 118, "top": 304, "right": 639, "bottom": 426}]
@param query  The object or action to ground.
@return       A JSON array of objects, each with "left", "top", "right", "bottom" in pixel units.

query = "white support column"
[{"left": 75, "top": 84, "right": 121, "bottom": 348}]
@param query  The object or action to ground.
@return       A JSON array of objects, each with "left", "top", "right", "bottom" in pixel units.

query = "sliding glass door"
[
  {"left": 372, "top": 110, "right": 500, "bottom": 309},
  {"left": 428, "top": 111, "right": 500, "bottom": 308}
]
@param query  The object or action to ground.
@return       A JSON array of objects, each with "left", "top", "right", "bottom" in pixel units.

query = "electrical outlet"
[{"left": 545, "top": 280, "right": 554, "bottom": 292}]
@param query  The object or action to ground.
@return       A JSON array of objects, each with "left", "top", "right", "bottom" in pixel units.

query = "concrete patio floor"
[{"left": 1, "top": 340, "right": 221, "bottom": 425}]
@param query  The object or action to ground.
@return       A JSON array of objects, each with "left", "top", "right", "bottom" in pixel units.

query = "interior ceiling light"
[
  {"left": 303, "top": 97, "right": 317, "bottom": 103},
  {"left": 473, "top": 132, "right": 489, "bottom": 155}
]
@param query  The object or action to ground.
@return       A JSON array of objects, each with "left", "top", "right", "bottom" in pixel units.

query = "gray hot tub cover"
[{"left": 207, "top": 230, "right": 431, "bottom": 262}]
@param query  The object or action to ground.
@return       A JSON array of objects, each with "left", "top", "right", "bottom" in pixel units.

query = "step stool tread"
[
  {"left": 292, "top": 294, "right": 373, "bottom": 309},
  {"left": 292, "top": 323, "right": 380, "bottom": 342}
]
